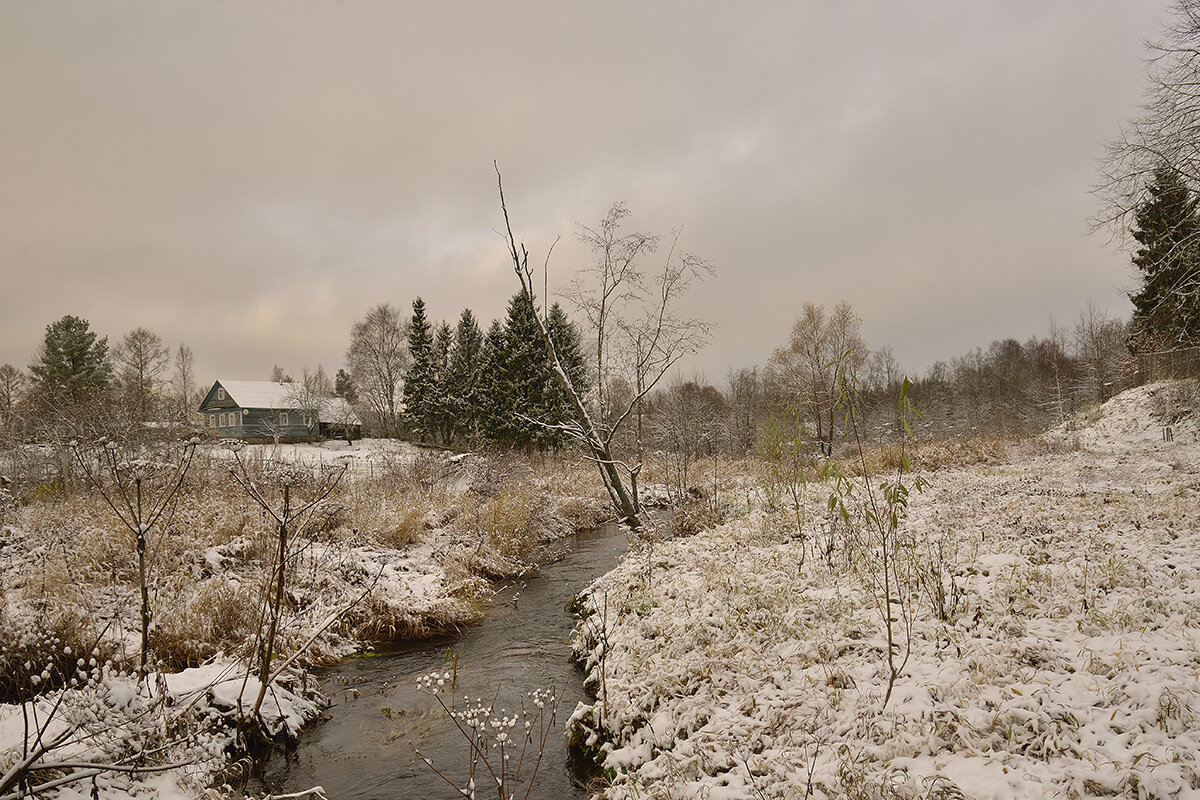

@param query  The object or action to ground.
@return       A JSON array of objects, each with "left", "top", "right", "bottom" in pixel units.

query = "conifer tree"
[
  {"left": 114, "top": 327, "right": 169, "bottom": 423},
  {"left": 476, "top": 319, "right": 506, "bottom": 443},
  {"left": 334, "top": 368, "right": 357, "bottom": 403},
  {"left": 482, "top": 292, "right": 583, "bottom": 450},
  {"left": 492, "top": 292, "right": 549, "bottom": 449},
  {"left": 1129, "top": 167, "right": 1200, "bottom": 350},
  {"left": 546, "top": 301, "right": 587, "bottom": 409},
  {"left": 430, "top": 321, "right": 454, "bottom": 445},
  {"left": 403, "top": 297, "right": 437, "bottom": 441},
  {"left": 446, "top": 309, "right": 485, "bottom": 444},
  {"left": 29, "top": 315, "right": 114, "bottom": 408}
]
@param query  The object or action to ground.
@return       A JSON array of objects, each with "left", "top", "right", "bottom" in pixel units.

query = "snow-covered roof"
[
  {"left": 212, "top": 381, "right": 362, "bottom": 425},
  {"left": 217, "top": 380, "right": 294, "bottom": 409},
  {"left": 321, "top": 397, "right": 361, "bottom": 426}
]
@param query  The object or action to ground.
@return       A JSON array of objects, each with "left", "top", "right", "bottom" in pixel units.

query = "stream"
[{"left": 252, "top": 522, "right": 629, "bottom": 800}]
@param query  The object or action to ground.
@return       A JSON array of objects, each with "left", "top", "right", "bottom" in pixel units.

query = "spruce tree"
[
  {"left": 403, "top": 297, "right": 437, "bottom": 441},
  {"left": 446, "top": 309, "right": 485, "bottom": 444},
  {"left": 476, "top": 319, "right": 507, "bottom": 443},
  {"left": 431, "top": 321, "right": 454, "bottom": 445},
  {"left": 482, "top": 293, "right": 585, "bottom": 450},
  {"left": 1129, "top": 167, "right": 1200, "bottom": 350},
  {"left": 547, "top": 302, "right": 587, "bottom": 398},
  {"left": 490, "top": 292, "right": 550, "bottom": 449}
]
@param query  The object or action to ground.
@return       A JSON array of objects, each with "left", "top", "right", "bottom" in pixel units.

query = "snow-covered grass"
[
  {"left": 570, "top": 381, "right": 1200, "bottom": 799},
  {"left": 0, "top": 444, "right": 607, "bottom": 798}
]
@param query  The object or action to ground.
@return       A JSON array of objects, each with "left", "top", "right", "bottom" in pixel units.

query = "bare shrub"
[
  {"left": 548, "top": 493, "right": 606, "bottom": 532},
  {"left": 406, "top": 450, "right": 457, "bottom": 488},
  {"left": 307, "top": 500, "right": 351, "bottom": 539},
  {"left": 673, "top": 497, "right": 725, "bottom": 538}
]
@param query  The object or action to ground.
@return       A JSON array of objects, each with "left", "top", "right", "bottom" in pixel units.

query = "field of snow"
[{"left": 570, "top": 382, "right": 1200, "bottom": 799}]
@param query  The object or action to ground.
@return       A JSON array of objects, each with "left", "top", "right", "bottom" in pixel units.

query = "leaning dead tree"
[{"left": 495, "top": 164, "right": 712, "bottom": 530}]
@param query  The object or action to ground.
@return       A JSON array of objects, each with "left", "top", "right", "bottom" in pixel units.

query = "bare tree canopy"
[
  {"left": 767, "top": 301, "right": 868, "bottom": 452},
  {"left": 1099, "top": 2, "right": 1200, "bottom": 225},
  {"left": 0, "top": 363, "right": 24, "bottom": 435},
  {"left": 170, "top": 343, "right": 195, "bottom": 425},
  {"left": 496, "top": 167, "right": 713, "bottom": 529},
  {"left": 114, "top": 327, "right": 169, "bottom": 421},
  {"left": 570, "top": 202, "right": 714, "bottom": 459},
  {"left": 346, "top": 302, "right": 408, "bottom": 437}
]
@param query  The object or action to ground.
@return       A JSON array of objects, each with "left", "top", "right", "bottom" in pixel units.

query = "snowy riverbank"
[
  {"left": 569, "top": 381, "right": 1200, "bottom": 799},
  {"left": 0, "top": 445, "right": 607, "bottom": 799}
]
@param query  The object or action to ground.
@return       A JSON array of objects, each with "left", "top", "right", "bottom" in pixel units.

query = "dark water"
[{"left": 253, "top": 523, "right": 628, "bottom": 800}]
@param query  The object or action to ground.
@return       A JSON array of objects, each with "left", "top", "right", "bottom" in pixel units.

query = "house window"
[
  {"left": 279, "top": 411, "right": 289, "bottom": 426},
  {"left": 217, "top": 388, "right": 226, "bottom": 401},
  {"left": 220, "top": 413, "right": 227, "bottom": 427}
]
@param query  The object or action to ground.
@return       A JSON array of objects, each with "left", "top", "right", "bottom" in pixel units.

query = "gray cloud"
[{"left": 0, "top": 1, "right": 1170, "bottom": 388}]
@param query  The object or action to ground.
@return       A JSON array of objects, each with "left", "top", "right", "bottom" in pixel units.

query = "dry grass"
[
  {"left": 838, "top": 435, "right": 1011, "bottom": 477},
  {"left": 0, "top": 444, "right": 615, "bottom": 693},
  {"left": 354, "top": 493, "right": 430, "bottom": 549},
  {"left": 153, "top": 577, "right": 261, "bottom": 669},
  {"left": 1149, "top": 378, "right": 1200, "bottom": 424}
]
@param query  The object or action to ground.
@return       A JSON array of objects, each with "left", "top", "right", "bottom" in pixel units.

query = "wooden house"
[{"left": 198, "top": 380, "right": 362, "bottom": 441}]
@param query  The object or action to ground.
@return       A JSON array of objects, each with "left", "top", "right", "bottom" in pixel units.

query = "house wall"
[
  {"left": 202, "top": 408, "right": 313, "bottom": 440},
  {"left": 199, "top": 381, "right": 338, "bottom": 441}
]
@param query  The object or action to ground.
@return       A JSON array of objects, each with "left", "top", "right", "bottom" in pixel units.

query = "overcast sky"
[{"left": 0, "top": 1, "right": 1172, "bottom": 390}]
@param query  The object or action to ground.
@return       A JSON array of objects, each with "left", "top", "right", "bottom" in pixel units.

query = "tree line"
[
  {"left": 0, "top": 317, "right": 197, "bottom": 443},
  {"left": 0, "top": 291, "right": 589, "bottom": 453},
  {"left": 2, "top": 146, "right": 1190, "bottom": 474},
  {"left": 344, "top": 292, "right": 585, "bottom": 450}
]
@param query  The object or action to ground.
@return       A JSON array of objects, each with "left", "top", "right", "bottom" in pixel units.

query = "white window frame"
[
  {"left": 217, "top": 388, "right": 226, "bottom": 401},
  {"left": 279, "top": 411, "right": 289, "bottom": 426}
]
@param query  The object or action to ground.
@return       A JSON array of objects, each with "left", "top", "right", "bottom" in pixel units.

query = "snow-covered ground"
[
  {"left": 570, "top": 381, "right": 1200, "bottom": 799},
  {"left": 0, "top": 446, "right": 606, "bottom": 799}
]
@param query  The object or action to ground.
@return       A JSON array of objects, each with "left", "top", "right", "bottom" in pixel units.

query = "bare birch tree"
[
  {"left": 0, "top": 364, "right": 25, "bottom": 437},
  {"left": 767, "top": 301, "right": 868, "bottom": 455},
  {"left": 495, "top": 166, "right": 712, "bottom": 529},
  {"left": 170, "top": 344, "right": 196, "bottom": 426},
  {"left": 286, "top": 366, "right": 334, "bottom": 439},
  {"left": 1073, "top": 302, "right": 1129, "bottom": 404},
  {"left": 346, "top": 303, "right": 409, "bottom": 437}
]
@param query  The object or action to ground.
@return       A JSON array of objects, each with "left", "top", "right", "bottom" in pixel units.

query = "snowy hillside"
[
  {"left": 1047, "top": 380, "right": 1200, "bottom": 455},
  {"left": 570, "top": 380, "right": 1200, "bottom": 799}
]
